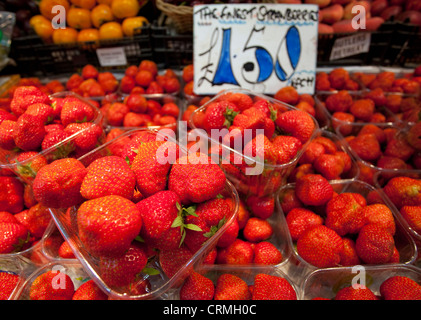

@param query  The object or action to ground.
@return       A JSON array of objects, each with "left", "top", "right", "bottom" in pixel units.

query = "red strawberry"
[
  {"left": 313, "top": 153, "right": 346, "bottom": 180},
  {"left": 41, "top": 129, "right": 72, "bottom": 151},
  {"left": 29, "top": 270, "right": 75, "bottom": 300},
  {"left": 383, "top": 176, "right": 421, "bottom": 209},
  {"left": 77, "top": 195, "right": 142, "bottom": 258},
  {"left": 179, "top": 271, "right": 215, "bottom": 300},
  {"left": 99, "top": 243, "right": 148, "bottom": 287},
  {"left": 0, "top": 271, "right": 21, "bottom": 300},
  {"left": 380, "top": 276, "right": 421, "bottom": 300},
  {"left": 60, "top": 96, "right": 95, "bottom": 127},
  {"left": 325, "top": 90, "right": 353, "bottom": 113},
  {"left": 0, "top": 120, "right": 16, "bottom": 150},
  {"left": 325, "top": 192, "right": 366, "bottom": 236},
  {"left": 297, "top": 225, "right": 344, "bottom": 268},
  {"left": 355, "top": 223, "right": 395, "bottom": 264},
  {"left": 340, "top": 237, "right": 361, "bottom": 266},
  {"left": 16, "top": 202, "right": 51, "bottom": 239},
  {"left": 279, "top": 188, "right": 303, "bottom": 215},
  {"left": 400, "top": 205, "right": 421, "bottom": 234},
  {"left": 12, "top": 151, "right": 48, "bottom": 182},
  {"left": 0, "top": 211, "right": 19, "bottom": 224},
  {"left": 362, "top": 203, "right": 396, "bottom": 235},
  {"left": 243, "top": 217, "right": 273, "bottom": 243},
  {"left": 10, "top": 86, "right": 51, "bottom": 117},
  {"left": 0, "top": 177, "right": 24, "bottom": 214},
  {"left": 168, "top": 153, "right": 226, "bottom": 205},
  {"left": 159, "top": 246, "right": 193, "bottom": 280},
  {"left": 0, "top": 222, "right": 29, "bottom": 253},
  {"left": 58, "top": 241, "right": 76, "bottom": 259},
  {"left": 347, "top": 133, "right": 382, "bottom": 162},
  {"left": 232, "top": 106, "right": 266, "bottom": 132},
  {"left": 33, "top": 158, "right": 87, "bottom": 208},
  {"left": 72, "top": 279, "right": 108, "bottom": 300},
  {"left": 246, "top": 195, "right": 275, "bottom": 220},
  {"left": 334, "top": 284, "right": 378, "bottom": 300},
  {"left": 299, "top": 141, "right": 326, "bottom": 165},
  {"left": 221, "top": 92, "right": 254, "bottom": 112},
  {"left": 286, "top": 207, "right": 323, "bottom": 241},
  {"left": 252, "top": 274, "right": 296, "bottom": 300},
  {"left": 384, "top": 136, "right": 415, "bottom": 162},
  {"left": 63, "top": 122, "right": 103, "bottom": 152},
  {"left": 136, "top": 190, "right": 183, "bottom": 251},
  {"left": 80, "top": 156, "right": 136, "bottom": 200},
  {"left": 13, "top": 114, "right": 46, "bottom": 151},
  {"left": 253, "top": 241, "right": 283, "bottom": 265},
  {"left": 224, "top": 239, "right": 254, "bottom": 265},
  {"left": 214, "top": 273, "right": 251, "bottom": 300},
  {"left": 0, "top": 109, "right": 17, "bottom": 124},
  {"left": 275, "top": 109, "right": 316, "bottom": 144},
  {"left": 242, "top": 133, "right": 277, "bottom": 165},
  {"left": 271, "top": 135, "right": 302, "bottom": 164},
  {"left": 216, "top": 218, "right": 239, "bottom": 248},
  {"left": 131, "top": 140, "right": 179, "bottom": 198},
  {"left": 202, "top": 101, "right": 239, "bottom": 132},
  {"left": 295, "top": 174, "right": 333, "bottom": 206},
  {"left": 25, "top": 103, "right": 54, "bottom": 124}
]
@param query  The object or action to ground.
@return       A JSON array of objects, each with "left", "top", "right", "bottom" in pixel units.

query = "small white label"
[
  {"left": 329, "top": 33, "right": 371, "bottom": 61},
  {"left": 96, "top": 47, "right": 127, "bottom": 67}
]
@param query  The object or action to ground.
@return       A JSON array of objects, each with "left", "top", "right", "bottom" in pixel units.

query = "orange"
[
  {"left": 121, "top": 16, "right": 149, "bottom": 36},
  {"left": 67, "top": 7, "right": 92, "bottom": 29},
  {"left": 99, "top": 22, "right": 123, "bottom": 40},
  {"left": 52, "top": 27, "right": 78, "bottom": 44},
  {"left": 39, "top": 0, "right": 70, "bottom": 20},
  {"left": 78, "top": 0, "right": 97, "bottom": 9},
  {"left": 77, "top": 28, "right": 100, "bottom": 43},
  {"left": 97, "top": 0, "right": 113, "bottom": 5},
  {"left": 111, "top": 0, "right": 140, "bottom": 19},
  {"left": 91, "top": 4, "right": 114, "bottom": 28},
  {"left": 30, "top": 15, "right": 54, "bottom": 40}
]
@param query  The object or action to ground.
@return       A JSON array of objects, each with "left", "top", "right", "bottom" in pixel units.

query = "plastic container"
[
  {"left": 0, "top": 91, "right": 105, "bottom": 184},
  {"left": 188, "top": 88, "right": 320, "bottom": 198},
  {"left": 48, "top": 128, "right": 240, "bottom": 300},
  {"left": 301, "top": 264, "right": 421, "bottom": 300},
  {"left": 335, "top": 121, "right": 421, "bottom": 187},
  {"left": 168, "top": 264, "right": 300, "bottom": 300},
  {"left": 13, "top": 260, "right": 94, "bottom": 300},
  {"left": 287, "top": 129, "right": 360, "bottom": 183},
  {"left": 40, "top": 222, "right": 78, "bottom": 262},
  {"left": 276, "top": 179, "right": 418, "bottom": 286}
]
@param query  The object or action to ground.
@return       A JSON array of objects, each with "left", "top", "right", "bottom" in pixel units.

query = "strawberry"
[
  {"left": 313, "top": 153, "right": 346, "bottom": 180},
  {"left": 355, "top": 223, "right": 395, "bottom": 264},
  {"left": 362, "top": 203, "right": 396, "bottom": 235},
  {"left": 299, "top": 141, "right": 326, "bottom": 165},
  {"left": 349, "top": 99, "right": 375, "bottom": 122},
  {"left": 58, "top": 241, "right": 76, "bottom": 259},
  {"left": 214, "top": 273, "right": 251, "bottom": 300},
  {"left": 325, "top": 192, "right": 366, "bottom": 236},
  {"left": 77, "top": 195, "right": 142, "bottom": 258},
  {"left": 29, "top": 270, "right": 75, "bottom": 300},
  {"left": 80, "top": 156, "right": 136, "bottom": 200},
  {"left": 383, "top": 176, "right": 421, "bottom": 209},
  {"left": 325, "top": 90, "right": 353, "bottom": 113},
  {"left": 334, "top": 284, "right": 378, "bottom": 300},
  {"left": 25, "top": 103, "right": 54, "bottom": 124},
  {"left": 0, "top": 271, "right": 21, "bottom": 300},
  {"left": 12, "top": 151, "right": 48, "bottom": 182},
  {"left": 72, "top": 280, "right": 108, "bottom": 300},
  {"left": 0, "top": 222, "right": 29, "bottom": 253},
  {"left": 384, "top": 136, "right": 415, "bottom": 162},
  {"left": 253, "top": 241, "right": 283, "bottom": 265},
  {"left": 99, "top": 243, "right": 148, "bottom": 287},
  {"left": 243, "top": 217, "right": 273, "bottom": 243},
  {"left": 242, "top": 133, "right": 277, "bottom": 165},
  {"left": 13, "top": 113, "right": 46, "bottom": 151},
  {"left": 380, "top": 276, "right": 421, "bottom": 300},
  {"left": 252, "top": 274, "right": 296, "bottom": 300},
  {"left": 120, "top": 131, "right": 158, "bottom": 164},
  {"left": 131, "top": 140, "right": 179, "bottom": 198},
  {"left": 274, "top": 86, "right": 299, "bottom": 105},
  {"left": 60, "top": 96, "right": 96, "bottom": 127},
  {"left": 179, "top": 271, "right": 215, "bottom": 300},
  {"left": 33, "top": 158, "right": 87, "bottom": 208},
  {"left": 271, "top": 135, "right": 302, "bottom": 164},
  {"left": 216, "top": 218, "right": 239, "bottom": 248},
  {"left": 0, "top": 109, "right": 16, "bottom": 124},
  {"left": 41, "top": 129, "right": 72, "bottom": 151},
  {"left": 63, "top": 122, "right": 103, "bottom": 152},
  {"left": 295, "top": 174, "right": 333, "bottom": 207},
  {"left": 340, "top": 237, "right": 361, "bottom": 266},
  {"left": 10, "top": 86, "right": 51, "bottom": 117},
  {"left": 224, "top": 239, "right": 254, "bottom": 265},
  {"left": 221, "top": 92, "right": 254, "bottom": 112},
  {"left": 16, "top": 202, "right": 51, "bottom": 239},
  {"left": 297, "top": 225, "right": 344, "bottom": 268},
  {"left": 159, "top": 245, "right": 193, "bottom": 279},
  {"left": 106, "top": 102, "right": 130, "bottom": 126},
  {"left": 168, "top": 153, "right": 226, "bottom": 205},
  {"left": 202, "top": 101, "right": 239, "bottom": 133},
  {"left": 348, "top": 133, "right": 382, "bottom": 162},
  {"left": 246, "top": 195, "right": 275, "bottom": 220},
  {"left": 286, "top": 207, "right": 323, "bottom": 241},
  {"left": 279, "top": 188, "right": 303, "bottom": 215},
  {"left": 406, "top": 121, "right": 421, "bottom": 150},
  {"left": 136, "top": 190, "right": 183, "bottom": 251},
  {"left": 232, "top": 107, "right": 266, "bottom": 132},
  {"left": 400, "top": 205, "right": 421, "bottom": 234},
  {"left": 0, "top": 177, "right": 24, "bottom": 214},
  {"left": 0, "top": 211, "right": 19, "bottom": 224},
  {"left": 275, "top": 109, "right": 316, "bottom": 144},
  {"left": 0, "top": 120, "right": 16, "bottom": 150}
]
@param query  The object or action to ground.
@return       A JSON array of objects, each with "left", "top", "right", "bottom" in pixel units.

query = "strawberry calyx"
[
  {"left": 203, "top": 216, "right": 226, "bottom": 239},
  {"left": 12, "top": 231, "right": 31, "bottom": 253},
  {"left": 223, "top": 107, "right": 239, "bottom": 128},
  {"left": 14, "top": 160, "right": 37, "bottom": 178},
  {"left": 173, "top": 203, "right": 202, "bottom": 247}
]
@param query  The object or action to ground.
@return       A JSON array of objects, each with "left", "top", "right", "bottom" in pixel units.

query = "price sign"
[
  {"left": 96, "top": 47, "right": 127, "bottom": 67},
  {"left": 193, "top": 3, "right": 319, "bottom": 95}
]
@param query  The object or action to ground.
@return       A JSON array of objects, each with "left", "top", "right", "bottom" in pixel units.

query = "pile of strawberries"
[
  {"left": 281, "top": 174, "right": 403, "bottom": 268},
  {"left": 0, "top": 86, "right": 104, "bottom": 182}
]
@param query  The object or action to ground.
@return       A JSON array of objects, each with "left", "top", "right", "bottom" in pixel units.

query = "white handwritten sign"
[
  {"left": 193, "top": 3, "right": 319, "bottom": 95},
  {"left": 96, "top": 47, "right": 127, "bottom": 67},
  {"left": 329, "top": 33, "right": 371, "bottom": 61}
]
